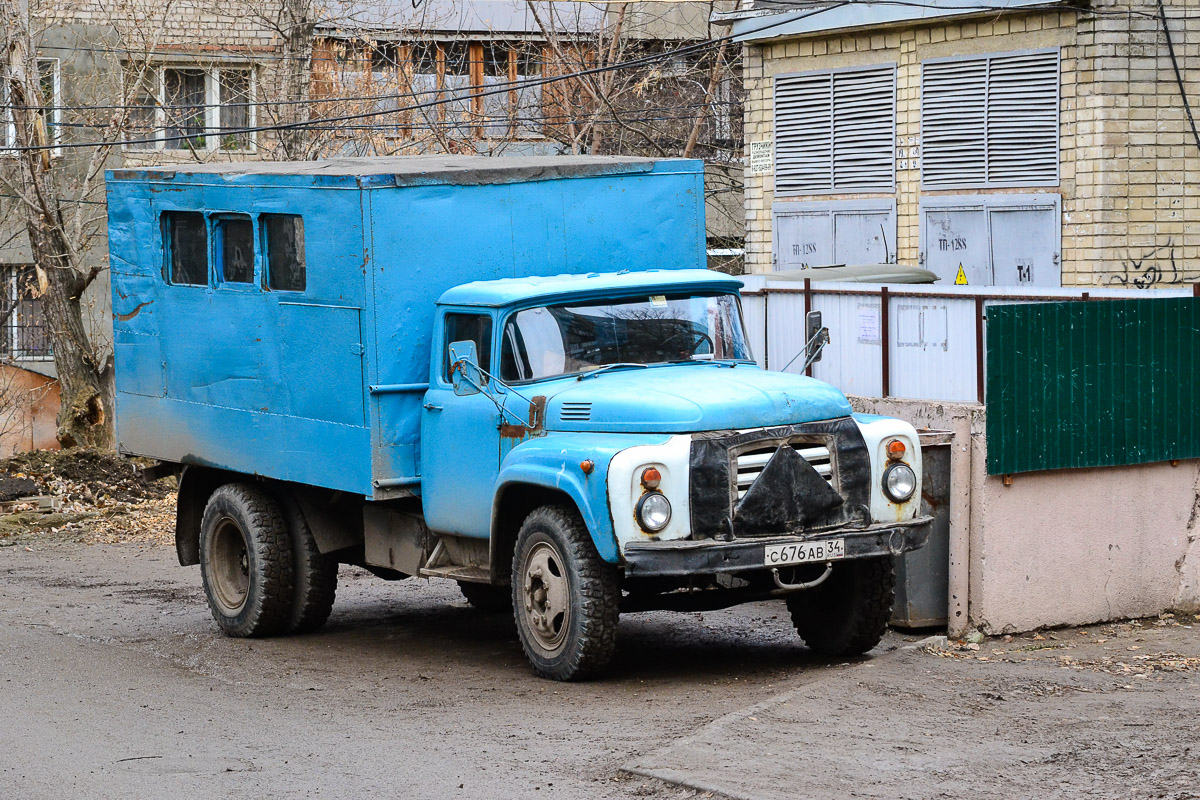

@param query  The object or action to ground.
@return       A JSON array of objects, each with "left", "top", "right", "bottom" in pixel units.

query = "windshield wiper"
[
  {"left": 577, "top": 362, "right": 651, "bottom": 380},
  {"left": 665, "top": 358, "right": 750, "bottom": 367}
]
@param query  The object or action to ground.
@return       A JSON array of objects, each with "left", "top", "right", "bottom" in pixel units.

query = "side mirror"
[
  {"left": 805, "top": 310, "right": 825, "bottom": 365},
  {"left": 449, "top": 340, "right": 483, "bottom": 396}
]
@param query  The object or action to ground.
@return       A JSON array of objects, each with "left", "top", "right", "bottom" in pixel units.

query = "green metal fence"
[{"left": 985, "top": 297, "right": 1200, "bottom": 475}]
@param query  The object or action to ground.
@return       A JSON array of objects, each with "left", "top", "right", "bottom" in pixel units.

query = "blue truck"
[{"left": 106, "top": 156, "right": 931, "bottom": 680}]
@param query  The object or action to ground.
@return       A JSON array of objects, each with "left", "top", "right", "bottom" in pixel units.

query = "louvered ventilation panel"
[
  {"left": 774, "top": 67, "right": 895, "bottom": 196},
  {"left": 832, "top": 69, "right": 896, "bottom": 190},
  {"left": 922, "top": 50, "right": 1059, "bottom": 188},
  {"left": 560, "top": 402, "right": 592, "bottom": 421}
]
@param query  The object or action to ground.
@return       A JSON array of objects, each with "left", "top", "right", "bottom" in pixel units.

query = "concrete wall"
[
  {"left": 852, "top": 396, "right": 1200, "bottom": 635},
  {"left": 741, "top": 0, "right": 1200, "bottom": 287}
]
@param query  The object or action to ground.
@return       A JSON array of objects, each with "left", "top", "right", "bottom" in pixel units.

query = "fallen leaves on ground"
[{"left": 0, "top": 448, "right": 175, "bottom": 547}]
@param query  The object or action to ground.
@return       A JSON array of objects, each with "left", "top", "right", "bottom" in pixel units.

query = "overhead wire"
[
  {"left": 0, "top": 3, "right": 831, "bottom": 153},
  {"left": 1156, "top": 0, "right": 1200, "bottom": 156}
]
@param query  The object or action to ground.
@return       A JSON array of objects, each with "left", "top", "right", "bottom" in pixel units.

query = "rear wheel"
[
  {"left": 786, "top": 556, "right": 895, "bottom": 656},
  {"left": 458, "top": 581, "right": 511, "bottom": 613},
  {"left": 199, "top": 483, "right": 294, "bottom": 638},
  {"left": 280, "top": 496, "right": 338, "bottom": 634},
  {"left": 511, "top": 505, "right": 620, "bottom": 681}
]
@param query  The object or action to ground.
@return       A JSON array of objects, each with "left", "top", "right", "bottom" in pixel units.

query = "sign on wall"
[{"left": 748, "top": 141, "right": 773, "bottom": 175}]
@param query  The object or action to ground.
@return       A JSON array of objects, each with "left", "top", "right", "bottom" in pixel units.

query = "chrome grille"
[{"left": 735, "top": 443, "right": 833, "bottom": 500}]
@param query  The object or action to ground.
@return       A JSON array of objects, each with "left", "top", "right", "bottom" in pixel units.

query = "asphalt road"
[
  {"left": 5, "top": 541, "right": 1197, "bottom": 800},
  {"left": 0, "top": 541, "right": 905, "bottom": 799}
]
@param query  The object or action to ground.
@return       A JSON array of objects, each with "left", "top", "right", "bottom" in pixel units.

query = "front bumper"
[{"left": 621, "top": 516, "right": 932, "bottom": 577}]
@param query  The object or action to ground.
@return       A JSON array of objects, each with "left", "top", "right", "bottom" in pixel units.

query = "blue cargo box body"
[{"left": 105, "top": 156, "right": 706, "bottom": 498}]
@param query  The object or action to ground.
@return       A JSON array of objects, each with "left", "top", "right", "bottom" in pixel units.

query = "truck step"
[{"left": 418, "top": 564, "right": 492, "bottom": 584}]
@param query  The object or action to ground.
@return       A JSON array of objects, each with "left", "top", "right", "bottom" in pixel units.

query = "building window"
[
  {"left": 317, "top": 38, "right": 545, "bottom": 140},
  {"left": 124, "top": 64, "right": 256, "bottom": 152},
  {"left": 921, "top": 50, "right": 1059, "bottom": 189},
  {"left": 1, "top": 59, "right": 62, "bottom": 154},
  {"left": 773, "top": 65, "right": 896, "bottom": 195},
  {"left": 263, "top": 215, "right": 305, "bottom": 292},
  {"left": 0, "top": 266, "right": 51, "bottom": 360}
]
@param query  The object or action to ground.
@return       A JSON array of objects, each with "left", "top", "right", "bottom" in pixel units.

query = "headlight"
[
  {"left": 635, "top": 492, "right": 672, "bottom": 532},
  {"left": 882, "top": 463, "right": 917, "bottom": 503}
]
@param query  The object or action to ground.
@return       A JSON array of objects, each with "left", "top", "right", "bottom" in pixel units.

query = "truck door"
[{"left": 420, "top": 312, "right": 501, "bottom": 538}]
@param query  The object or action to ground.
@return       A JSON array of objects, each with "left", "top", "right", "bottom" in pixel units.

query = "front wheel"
[
  {"left": 511, "top": 505, "right": 620, "bottom": 681},
  {"left": 785, "top": 556, "right": 895, "bottom": 657}
]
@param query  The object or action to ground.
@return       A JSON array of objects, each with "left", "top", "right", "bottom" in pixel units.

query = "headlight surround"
[
  {"left": 882, "top": 463, "right": 917, "bottom": 503},
  {"left": 635, "top": 491, "right": 672, "bottom": 532}
]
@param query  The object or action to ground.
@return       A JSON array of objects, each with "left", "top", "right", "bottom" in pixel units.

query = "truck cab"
[{"left": 416, "top": 269, "right": 930, "bottom": 679}]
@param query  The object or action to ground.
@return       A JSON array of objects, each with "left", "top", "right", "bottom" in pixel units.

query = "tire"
[
  {"left": 280, "top": 496, "right": 338, "bottom": 634},
  {"left": 458, "top": 581, "right": 511, "bottom": 613},
  {"left": 785, "top": 556, "right": 895, "bottom": 657},
  {"left": 199, "top": 483, "right": 295, "bottom": 638},
  {"left": 511, "top": 505, "right": 620, "bottom": 681}
]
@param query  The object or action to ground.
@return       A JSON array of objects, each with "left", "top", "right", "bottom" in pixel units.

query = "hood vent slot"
[{"left": 560, "top": 402, "right": 593, "bottom": 422}]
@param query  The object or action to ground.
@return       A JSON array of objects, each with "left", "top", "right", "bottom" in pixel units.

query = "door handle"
[{"left": 423, "top": 403, "right": 443, "bottom": 411}]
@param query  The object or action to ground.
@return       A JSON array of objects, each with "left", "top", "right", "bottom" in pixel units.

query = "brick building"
[{"left": 718, "top": 0, "right": 1200, "bottom": 288}]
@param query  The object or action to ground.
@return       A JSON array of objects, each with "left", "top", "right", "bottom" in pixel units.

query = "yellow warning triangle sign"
[{"left": 954, "top": 264, "right": 969, "bottom": 285}]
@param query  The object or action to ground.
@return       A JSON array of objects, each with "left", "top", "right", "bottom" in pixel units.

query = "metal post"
[
  {"left": 975, "top": 295, "right": 985, "bottom": 404},
  {"left": 803, "top": 278, "right": 813, "bottom": 377},
  {"left": 880, "top": 286, "right": 890, "bottom": 397},
  {"left": 763, "top": 290, "right": 770, "bottom": 369}
]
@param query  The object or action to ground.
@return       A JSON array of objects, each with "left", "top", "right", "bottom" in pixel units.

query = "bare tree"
[{"left": 1, "top": 0, "right": 139, "bottom": 447}]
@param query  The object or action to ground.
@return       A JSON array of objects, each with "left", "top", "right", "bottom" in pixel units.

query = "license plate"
[{"left": 764, "top": 539, "right": 845, "bottom": 567}]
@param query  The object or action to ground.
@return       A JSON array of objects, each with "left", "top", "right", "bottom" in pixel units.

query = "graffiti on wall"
[{"left": 1107, "top": 240, "right": 1198, "bottom": 288}]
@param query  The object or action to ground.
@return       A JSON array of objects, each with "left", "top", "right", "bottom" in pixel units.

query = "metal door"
[
  {"left": 420, "top": 316, "right": 502, "bottom": 539},
  {"left": 988, "top": 206, "right": 1059, "bottom": 288},
  {"left": 922, "top": 208, "right": 990, "bottom": 286},
  {"left": 773, "top": 211, "right": 832, "bottom": 270},
  {"left": 834, "top": 210, "right": 893, "bottom": 264}
]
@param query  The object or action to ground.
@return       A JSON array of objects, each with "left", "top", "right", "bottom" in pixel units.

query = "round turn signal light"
[{"left": 641, "top": 467, "right": 662, "bottom": 489}]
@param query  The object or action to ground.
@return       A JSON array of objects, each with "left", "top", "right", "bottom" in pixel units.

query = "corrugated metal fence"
[
  {"left": 738, "top": 275, "right": 1197, "bottom": 405},
  {"left": 985, "top": 298, "right": 1200, "bottom": 475}
]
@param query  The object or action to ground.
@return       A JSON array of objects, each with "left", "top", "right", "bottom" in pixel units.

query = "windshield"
[{"left": 498, "top": 292, "right": 752, "bottom": 382}]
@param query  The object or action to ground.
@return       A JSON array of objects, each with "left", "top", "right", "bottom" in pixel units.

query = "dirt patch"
[
  {"left": 0, "top": 448, "right": 175, "bottom": 547},
  {"left": 0, "top": 448, "right": 173, "bottom": 505}
]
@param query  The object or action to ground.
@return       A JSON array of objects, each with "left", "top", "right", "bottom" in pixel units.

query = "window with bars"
[
  {"left": 1, "top": 59, "right": 62, "bottom": 154},
  {"left": 773, "top": 65, "right": 896, "bottom": 196},
  {"left": 921, "top": 49, "right": 1059, "bottom": 188},
  {"left": 124, "top": 65, "right": 256, "bottom": 152},
  {"left": 0, "top": 267, "right": 50, "bottom": 360}
]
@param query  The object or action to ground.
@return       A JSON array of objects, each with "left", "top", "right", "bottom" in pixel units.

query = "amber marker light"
[
  {"left": 580, "top": 460, "right": 595, "bottom": 474},
  {"left": 640, "top": 467, "right": 662, "bottom": 489},
  {"left": 886, "top": 439, "right": 907, "bottom": 461}
]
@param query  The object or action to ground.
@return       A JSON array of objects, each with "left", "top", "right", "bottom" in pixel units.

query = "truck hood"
[{"left": 540, "top": 364, "right": 852, "bottom": 433}]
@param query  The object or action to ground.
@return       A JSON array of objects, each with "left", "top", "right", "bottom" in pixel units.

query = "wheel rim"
[
  {"left": 209, "top": 517, "right": 250, "bottom": 615},
  {"left": 521, "top": 540, "right": 571, "bottom": 654}
]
